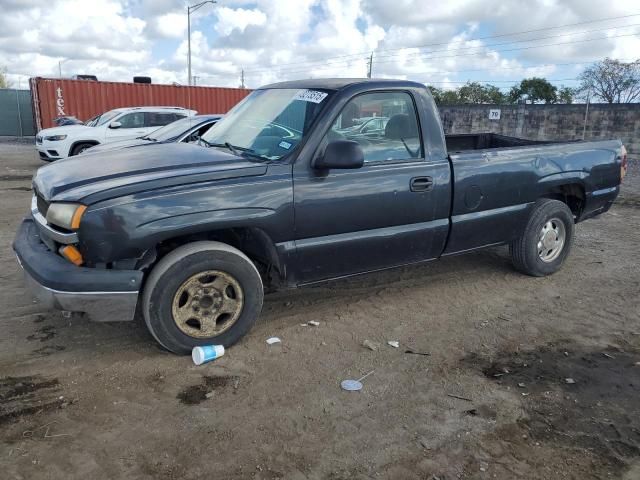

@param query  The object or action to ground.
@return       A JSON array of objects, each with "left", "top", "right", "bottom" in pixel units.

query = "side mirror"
[
  {"left": 314, "top": 140, "right": 364, "bottom": 170},
  {"left": 109, "top": 121, "right": 122, "bottom": 129}
]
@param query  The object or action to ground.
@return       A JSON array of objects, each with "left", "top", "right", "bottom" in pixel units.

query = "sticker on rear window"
[
  {"left": 279, "top": 141, "right": 292, "bottom": 150},
  {"left": 294, "top": 89, "right": 328, "bottom": 104}
]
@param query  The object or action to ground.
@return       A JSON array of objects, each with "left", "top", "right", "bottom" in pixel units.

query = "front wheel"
[
  {"left": 510, "top": 199, "right": 575, "bottom": 277},
  {"left": 71, "top": 143, "right": 94, "bottom": 156},
  {"left": 142, "top": 241, "right": 264, "bottom": 354}
]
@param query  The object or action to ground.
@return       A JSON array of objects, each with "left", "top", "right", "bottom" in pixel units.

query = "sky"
[{"left": 0, "top": 0, "right": 639, "bottom": 92}]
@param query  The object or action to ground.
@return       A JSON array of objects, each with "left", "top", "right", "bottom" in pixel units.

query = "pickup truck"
[{"left": 14, "top": 79, "right": 628, "bottom": 354}]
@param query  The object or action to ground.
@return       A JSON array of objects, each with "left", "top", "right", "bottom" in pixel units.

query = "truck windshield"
[{"left": 200, "top": 88, "right": 331, "bottom": 161}]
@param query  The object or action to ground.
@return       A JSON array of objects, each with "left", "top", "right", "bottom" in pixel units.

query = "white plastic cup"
[{"left": 192, "top": 345, "right": 225, "bottom": 365}]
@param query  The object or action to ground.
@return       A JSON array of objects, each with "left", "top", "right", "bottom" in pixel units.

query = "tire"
[
  {"left": 142, "top": 241, "right": 264, "bottom": 354},
  {"left": 510, "top": 199, "right": 575, "bottom": 277},
  {"left": 71, "top": 143, "right": 94, "bottom": 156}
]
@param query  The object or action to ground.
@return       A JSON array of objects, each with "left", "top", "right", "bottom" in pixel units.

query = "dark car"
[
  {"left": 81, "top": 114, "right": 222, "bottom": 155},
  {"left": 53, "top": 116, "right": 83, "bottom": 127},
  {"left": 14, "top": 78, "right": 627, "bottom": 354}
]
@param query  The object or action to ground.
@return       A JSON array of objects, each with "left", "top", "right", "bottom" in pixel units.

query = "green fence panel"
[{"left": 0, "top": 89, "right": 35, "bottom": 136}]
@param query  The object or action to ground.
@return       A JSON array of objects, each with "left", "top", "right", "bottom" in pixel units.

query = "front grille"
[
  {"left": 36, "top": 135, "right": 43, "bottom": 144},
  {"left": 36, "top": 194, "right": 50, "bottom": 217}
]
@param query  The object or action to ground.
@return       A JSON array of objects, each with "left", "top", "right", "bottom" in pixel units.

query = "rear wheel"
[
  {"left": 142, "top": 241, "right": 264, "bottom": 354},
  {"left": 510, "top": 199, "right": 575, "bottom": 277}
]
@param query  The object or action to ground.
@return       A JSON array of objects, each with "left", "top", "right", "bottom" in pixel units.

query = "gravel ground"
[{"left": 0, "top": 141, "right": 639, "bottom": 480}]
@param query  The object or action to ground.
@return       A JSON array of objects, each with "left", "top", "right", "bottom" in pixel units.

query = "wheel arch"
[
  {"left": 538, "top": 174, "right": 587, "bottom": 219},
  {"left": 145, "top": 226, "right": 284, "bottom": 291},
  {"left": 69, "top": 139, "right": 100, "bottom": 156}
]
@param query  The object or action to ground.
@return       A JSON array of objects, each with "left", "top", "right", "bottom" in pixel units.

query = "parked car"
[
  {"left": 14, "top": 79, "right": 627, "bottom": 354},
  {"left": 35, "top": 106, "right": 196, "bottom": 161},
  {"left": 337, "top": 116, "right": 388, "bottom": 139},
  {"left": 81, "top": 115, "right": 222, "bottom": 155},
  {"left": 53, "top": 116, "right": 83, "bottom": 127}
]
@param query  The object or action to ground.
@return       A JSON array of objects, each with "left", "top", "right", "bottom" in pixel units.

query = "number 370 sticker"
[{"left": 294, "top": 89, "right": 328, "bottom": 103}]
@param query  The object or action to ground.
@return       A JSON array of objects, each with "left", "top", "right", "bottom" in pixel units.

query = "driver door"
[{"left": 292, "top": 90, "right": 450, "bottom": 284}]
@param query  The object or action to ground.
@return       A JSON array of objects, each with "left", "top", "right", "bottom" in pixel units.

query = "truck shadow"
[
  {"left": 20, "top": 246, "right": 514, "bottom": 358},
  {"left": 264, "top": 245, "right": 514, "bottom": 307}
]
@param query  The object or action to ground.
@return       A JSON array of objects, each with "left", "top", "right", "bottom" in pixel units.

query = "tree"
[
  {"left": 509, "top": 77, "right": 557, "bottom": 104},
  {"left": 0, "top": 66, "right": 11, "bottom": 89},
  {"left": 457, "top": 82, "right": 507, "bottom": 104},
  {"left": 577, "top": 58, "right": 640, "bottom": 103},
  {"left": 428, "top": 82, "right": 506, "bottom": 105},
  {"left": 427, "top": 86, "right": 460, "bottom": 105},
  {"left": 439, "top": 89, "right": 462, "bottom": 104},
  {"left": 427, "top": 86, "right": 444, "bottom": 103},
  {"left": 557, "top": 86, "right": 575, "bottom": 104}
]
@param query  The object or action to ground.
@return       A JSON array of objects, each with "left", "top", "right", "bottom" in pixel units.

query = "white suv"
[{"left": 35, "top": 106, "right": 197, "bottom": 161}]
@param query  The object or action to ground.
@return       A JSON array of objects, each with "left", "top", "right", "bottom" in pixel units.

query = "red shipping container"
[{"left": 30, "top": 77, "right": 251, "bottom": 131}]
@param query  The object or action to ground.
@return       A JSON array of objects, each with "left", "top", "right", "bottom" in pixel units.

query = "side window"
[
  {"left": 117, "top": 112, "right": 145, "bottom": 129},
  {"left": 184, "top": 123, "right": 214, "bottom": 143},
  {"left": 146, "top": 112, "right": 182, "bottom": 127},
  {"left": 325, "top": 91, "right": 422, "bottom": 163}
]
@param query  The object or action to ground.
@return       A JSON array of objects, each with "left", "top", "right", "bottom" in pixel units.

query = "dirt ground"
[{"left": 0, "top": 139, "right": 639, "bottom": 480}]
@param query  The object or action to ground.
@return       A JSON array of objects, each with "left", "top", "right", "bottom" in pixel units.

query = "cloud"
[
  {"left": 214, "top": 7, "right": 268, "bottom": 37},
  {"left": 0, "top": 0, "right": 638, "bottom": 91}
]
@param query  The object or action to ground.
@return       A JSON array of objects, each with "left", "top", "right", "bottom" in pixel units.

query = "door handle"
[{"left": 410, "top": 176, "right": 433, "bottom": 192}]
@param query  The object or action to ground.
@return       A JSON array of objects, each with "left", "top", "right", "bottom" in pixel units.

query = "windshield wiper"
[{"left": 206, "top": 142, "right": 268, "bottom": 161}]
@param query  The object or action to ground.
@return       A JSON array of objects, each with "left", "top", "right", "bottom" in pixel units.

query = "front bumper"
[
  {"left": 35, "top": 140, "right": 65, "bottom": 161},
  {"left": 13, "top": 219, "right": 143, "bottom": 322},
  {"left": 36, "top": 145, "right": 63, "bottom": 161}
]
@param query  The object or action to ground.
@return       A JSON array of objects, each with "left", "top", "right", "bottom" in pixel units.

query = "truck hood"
[{"left": 33, "top": 143, "right": 267, "bottom": 203}]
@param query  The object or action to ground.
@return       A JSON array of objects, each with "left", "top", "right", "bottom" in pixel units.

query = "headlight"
[
  {"left": 46, "top": 203, "right": 87, "bottom": 230},
  {"left": 45, "top": 135, "right": 67, "bottom": 141}
]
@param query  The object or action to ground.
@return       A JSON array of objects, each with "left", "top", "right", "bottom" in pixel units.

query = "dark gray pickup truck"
[{"left": 14, "top": 79, "right": 628, "bottom": 354}]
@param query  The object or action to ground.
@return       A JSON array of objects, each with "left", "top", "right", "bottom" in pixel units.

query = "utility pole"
[
  {"left": 367, "top": 51, "right": 373, "bottom": 78},
  {"left": 187, "top": 1, "right": 216, "bottom": 86},
  {"left": 192, "top": 75, "right": 199, "bottom": 86},
  {"left": 240, "top": 69, "right": 245, "bottom": 89},
  {"left": 582, "top": 88, "right": 591, "bottom": 140},
  {"left": 58, "top": 59, "right": 67, "bottom": 78}
]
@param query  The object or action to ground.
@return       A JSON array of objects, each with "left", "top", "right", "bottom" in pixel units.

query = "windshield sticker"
[
  {"left": 279, "top": 140, "right": 292, "bottom": 150},
  {"left": 294, "top": 89, "right": 328, "bottom": 104}
]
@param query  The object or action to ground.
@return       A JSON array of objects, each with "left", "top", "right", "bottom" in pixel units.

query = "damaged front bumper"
[{"left": 13, "top": 218, "right": 143, "bottom": 322}]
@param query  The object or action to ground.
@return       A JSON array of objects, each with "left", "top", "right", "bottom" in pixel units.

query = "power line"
[
  {"left": 406, "top": 59, "right": 636, "bottom": 76},
  {"left": 373, "top": 32, "right": 640, "bottom": 66},
  {"left": 250, "top": 32, "right": 640, "bottom": 77},
  {"left": 372, "top": 22, "right": 640, "bottom": 61},
  {"left": 243, "top": 13, "right": 640, "bottom": 74}
]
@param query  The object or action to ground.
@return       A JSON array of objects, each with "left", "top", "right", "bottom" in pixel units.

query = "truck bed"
[
  {"left": 445, "top": 133, "right": 559, "bottom": 152},
  {"left": 444, "top": 138, "right": 622, "bottom": 255}
]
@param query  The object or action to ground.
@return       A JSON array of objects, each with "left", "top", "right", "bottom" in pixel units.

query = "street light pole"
[
  {"left": 58, "top": 59, "right": 70, "bottom": 78},
  {"left": 187, "top": 1, "right": 216, "bottom": 86}
]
